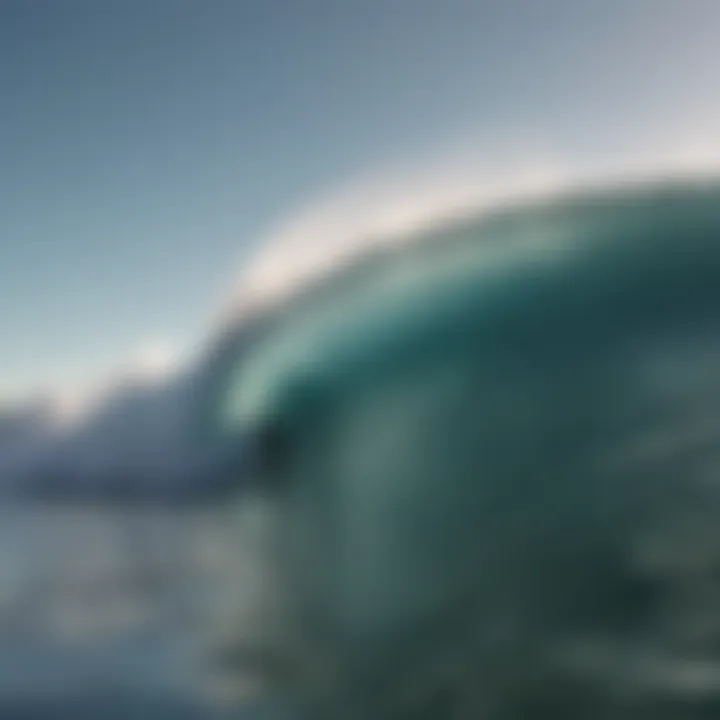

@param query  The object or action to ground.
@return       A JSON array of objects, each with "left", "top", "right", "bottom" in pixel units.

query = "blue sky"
[{"left": 2, "top": 0, "right": 720, "bottom": 399}]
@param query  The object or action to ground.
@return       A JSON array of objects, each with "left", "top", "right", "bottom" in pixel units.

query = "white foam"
[{"left": 213, "top": 140, "right": 720, "bottom": 336}]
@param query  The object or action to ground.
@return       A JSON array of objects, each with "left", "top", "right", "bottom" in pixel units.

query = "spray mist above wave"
[{"left": 213, "top": 140, "right": 720, "bottom": 335}]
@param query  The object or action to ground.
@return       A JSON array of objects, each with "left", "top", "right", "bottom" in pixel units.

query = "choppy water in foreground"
[{"left": 0, "top": 502, "right": 276, "bottom": 718}]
